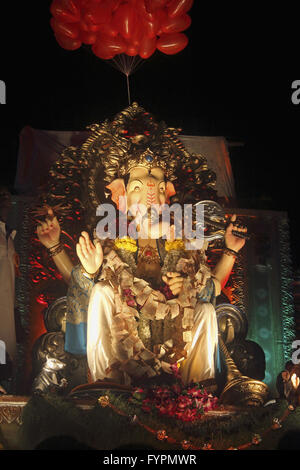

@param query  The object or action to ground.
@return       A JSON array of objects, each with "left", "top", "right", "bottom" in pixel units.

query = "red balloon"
[
  {"left": 54, "top": 32, "right": 82, "bottom": 50},
  {"left": 84, "top": 2, "right": 112, "bottom": 25},
  {"left": 86, "top": 23, "right": 102, "bottom": 32},
  {"left": 167, "top": 0, "right": 193, "bottom": 18},
  {"left": 156, "top": 32, "right": 188, "bottom": 54},
  {"left": 77, "top": 0, "right": 91, "bottom": 7},
  {"left": 126, "top": 42, "right": 139, "bottom": 56},
  {"left": 135, "top": 0, "right": 155, "bottom": 21},
  {"left": 50, "top": 0, "right": 81, "bottom": 23},
  {"left": 108, "top": 0, "right": 123, "bottom": 12},
  {"left": 50, "top": 17, "right": 80, "bottom": 39},
  {"left": 139, "top": 35, "right": 156, "bottom": 59},
  {"left": 112, "top": 3, "right": 137, "bottom": 39},
  {"left": 130, "top": 22, "right": 143, "bottom": 46},
  {"left": 142, "top": 15, "right": 160, "bottom": 38},
  {"left": 98, "top": 22, "right": 119, "bottom": 37},
  {"left": 80, "top": 31, "right": 98, "bottom": 44},
  {"left": 161, "top": 13, "right": 191, "bottom": 33},
  {"left": 92, "top": 33, "right": 127, "bottom": 59},
  {"left": 79, "top": 19, "right": 90, "bottom": 32},
  {"left": 145, "top": 0, "right": 168, "bottom": 13},
  {"left": 156, "top": 8, "right": 168, "bottom": 35}
]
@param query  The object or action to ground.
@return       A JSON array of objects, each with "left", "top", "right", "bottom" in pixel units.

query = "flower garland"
[
  {"left": 131, "top": 382, "right": 218, "bottom": 423},
  {"left": 114, "top": 237, "right": 138, "bottom": 253},
  {"left": 98, "top": 391, "right": 292, "bottom": 450},
  {"left": 95, "top": 365, "right": 292, "bottom": 450},
  {"left": 165, "top": 239, "right": 185, "bottom": 252},
  {"left": 129, "top": 362, "right": 219, "bottom": 423}
]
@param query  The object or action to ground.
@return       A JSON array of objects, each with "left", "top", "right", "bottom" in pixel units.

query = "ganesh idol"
[{"left": 36, "top": 103, "right": 247, "bottom": 389}]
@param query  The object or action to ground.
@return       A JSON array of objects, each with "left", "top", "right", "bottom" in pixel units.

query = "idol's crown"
[{"left": 118, "top": 148, "right": 169, "bottom": 177}]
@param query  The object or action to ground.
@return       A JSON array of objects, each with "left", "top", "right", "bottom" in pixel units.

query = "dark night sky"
[{"left": 0, "top": 2, "right": 299, "bottom": 265}]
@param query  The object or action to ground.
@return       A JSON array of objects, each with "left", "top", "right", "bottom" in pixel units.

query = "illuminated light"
[
  {"left": 257, "top": 306, "right": 268, "bottom": 317},
  {"left": 291, "top": 373, "right": 300, "bottom": 389},
  {"left": 256, "top": 288, "right": 267, "bottom": 300},
  {"left": 36, "top": 295, "right": 48, "bottom": 306},
  {"left": 264, "top": 350, "right": 271, "bottom": 362},
  {"left": 259, "top": 327, "right": 270, "bottom": 339},
  {"left": 264, "top": 371, "right": 272, "bottom": 384}
]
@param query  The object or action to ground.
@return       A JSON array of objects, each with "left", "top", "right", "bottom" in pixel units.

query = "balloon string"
[{"left": 126, "top": 74, "right": 131, "bottom": 105}]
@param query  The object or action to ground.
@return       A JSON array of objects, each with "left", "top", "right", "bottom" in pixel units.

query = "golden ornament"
[{"left": 98, "top": 395, "right": 110, "bottom": 408}]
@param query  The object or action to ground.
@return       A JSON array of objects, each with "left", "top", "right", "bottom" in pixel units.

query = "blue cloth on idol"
[{"left": 64, "top": 265, "right": 94, "bottom": 355}]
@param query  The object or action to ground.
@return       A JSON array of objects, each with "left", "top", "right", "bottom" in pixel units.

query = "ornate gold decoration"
[
  {"left": 43, "top": 297, "right": 67, "bottom": 333},
  {"left": 271, "top": 418, "right": 282, "bottom": 430},
  {"left": 215, "top": 303, "right": 248, "bottom": 344},
  {"left": 98, "top": 395, "right": 110, "bottom": 408},
  {"left": 0, "top": 406, "right": 23, "bottom": 425},
  {"left": 82, "top": 102, "right": 190, "bottom": 186},
  {"left": 251, "top": 434, "right": 262, "bottom": 445},
  {"left": 181, "top": 440, "right": 191, "bottom": 450},
  {"left": 137, "top": 244, "right": 160, "bottom": 265},
  {"left": 119, "top": 148, "right": 169, "bottom": 177},
  {"left": 0, "top": 397, "right": 29, "bottom": 425},
  {"left": 156, "top": 429, "right": 168, "bottom": 441},
  {"left": 218, "top": 334, "right": 269, "bottom": 407},
  {"left": 37, "top": 102, "right": 218, "bottom": 235}
]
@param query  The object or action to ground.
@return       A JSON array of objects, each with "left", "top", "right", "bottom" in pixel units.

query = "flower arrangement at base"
[{"left": 130, "top": 366, "right": 219, "bottom": 424}]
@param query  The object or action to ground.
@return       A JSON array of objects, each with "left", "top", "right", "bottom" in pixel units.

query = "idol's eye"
[{"left": 129, "top": 181, "right": 142, "bottom": 192}]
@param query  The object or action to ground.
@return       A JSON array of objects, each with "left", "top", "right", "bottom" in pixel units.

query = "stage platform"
[{"left": 0, "top": 393, "right": 298, "bottom": 451}]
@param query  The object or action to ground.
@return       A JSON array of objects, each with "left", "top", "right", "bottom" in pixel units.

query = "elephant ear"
[
  {"left": 106, "top": 179, "right": 127, "bottom": 212},
  {"left": 165, "top": 181, "right": 176, "bottom": 203}
]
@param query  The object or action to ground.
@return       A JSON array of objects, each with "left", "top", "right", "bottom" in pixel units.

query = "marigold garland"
[
  {"left": 113, "top": 237, "right": 186, "bottom": 254},
  {"left": 165, "top": 239, "right": 185, "bottom": 252},
  {"left": 114, "top": 237, "right": 137, "bottom": 252}
]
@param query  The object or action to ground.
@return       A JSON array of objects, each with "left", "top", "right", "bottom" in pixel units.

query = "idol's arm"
[
  {"left": 212, "top": 251, "right": 236, "bottom": 295},
  {"left": 50, "top": 249, "right": 75, "bottom": 284},
  {"left": 212, "top": 214, "right": 247, "bottom": 294},
  {"left": 36, "top": 207, "right": 74, "bottom": 284}
]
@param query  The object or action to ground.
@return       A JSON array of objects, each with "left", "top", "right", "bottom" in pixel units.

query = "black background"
[{"left": 0, "top": 2, "right": 299, "bottom": 266}]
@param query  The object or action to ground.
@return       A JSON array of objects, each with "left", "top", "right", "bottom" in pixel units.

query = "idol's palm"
[{"left": 76, "top": 231, "right": 103, "bottom": 274}]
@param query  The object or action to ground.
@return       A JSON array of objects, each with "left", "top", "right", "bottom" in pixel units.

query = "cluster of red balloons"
[{"left": 50, "top": 0, "right": 193, "bottom": 60}]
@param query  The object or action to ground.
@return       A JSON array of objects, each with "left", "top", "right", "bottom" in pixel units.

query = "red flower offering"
[{"left": 131, "top": 364, "right": 219, "bottom": 423}]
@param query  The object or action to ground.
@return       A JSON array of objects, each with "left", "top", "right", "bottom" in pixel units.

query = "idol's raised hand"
[
  {"left": 36, "top": 207, "right": 61, "bottom": 249},
  {"left": 224, "top": 214, "right": 247, "bottom": 253},
  {"left": 76, "top": 231, "right": 103, "bottom": 275}
]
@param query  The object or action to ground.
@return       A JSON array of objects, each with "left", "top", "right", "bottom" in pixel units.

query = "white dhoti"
[
  {"left": 180, "top": 303, "right": 218, "bottom": 384},
  {"left": 87, "top": 282, "right": 120, "bottom": 383},
  {"left": 87, "top": 281, "right": 218, "bottom": 385}
]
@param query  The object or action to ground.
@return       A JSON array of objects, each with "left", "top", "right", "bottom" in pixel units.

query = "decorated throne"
[{"left": 15, "top": 102, "right": 271, "bottom": 408}]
